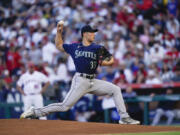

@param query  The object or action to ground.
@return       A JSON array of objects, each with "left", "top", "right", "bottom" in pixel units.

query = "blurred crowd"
[{"left": 0, "top": 0, "right": 180, "bottom": 123}]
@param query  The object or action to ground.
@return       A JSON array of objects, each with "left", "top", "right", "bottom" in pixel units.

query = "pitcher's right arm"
[{"left": 55, "top": 22, "right": 65, "bottom": 52}]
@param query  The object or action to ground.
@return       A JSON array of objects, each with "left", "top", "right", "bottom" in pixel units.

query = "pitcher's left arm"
[{"left": 98, "top": 46, "right": 114, "bottom": 66}]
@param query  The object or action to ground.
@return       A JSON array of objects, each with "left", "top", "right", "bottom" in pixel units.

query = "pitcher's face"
[{"left": 84, "top": 32, "right": 95, "bottom": 42}]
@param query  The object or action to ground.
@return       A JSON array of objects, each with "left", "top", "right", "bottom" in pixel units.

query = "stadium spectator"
[
  {"left": 114, "top": 63, "right": 133, "bottom": 85},
  {"left": 42, "top": 36, "right": 59, "bottom": 65},
  {"left": 3, "top": 69, "right": 12, "bottom": 85},
  {"left": 0, "top": 57, "right": 5, "bottom": 76},
  {"left": 104, "top": 67, "right": 116, "bottom": 82},
  {"left": 57, "top": 57, "right": 70, "bottom": 83},
  {"left": 171, "top": 61, "right": 180, "bottom": 82},
  {"left": 161, "top": 63, "right": 175, "bottom": 82},
  {"left": 167, "top": 0, "right": 178, "bottom": 17},
  {"left": 74, "top": 95, "right": 94, "bottom": 122},
  {"left": 0, "top": 40, "right": 7, "bottom": 64},
  {"left": 149, "top": 43, "right": 165, "bottom": 64},
  {"left": 29, "top": 42, "right": 42, "bottom": 65},
  {"left": 0, "top": 77, "right": 8, "bottom": 102},
  {"left": 133, "top": 62, "right": 147, "bottom": 84},
  {"left": 88, "top": 96, "right": 104, "bottom": 122},
  {"left": 145, "top": 69, "right": 162, "bottom": 84}
]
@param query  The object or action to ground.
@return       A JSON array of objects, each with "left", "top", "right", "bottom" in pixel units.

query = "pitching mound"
[{"left": 0, "top": 119, "right": 179, "bottom": 135}]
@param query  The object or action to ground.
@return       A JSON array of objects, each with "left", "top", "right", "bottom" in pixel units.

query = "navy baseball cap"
[{"left": 81, "top": 25, "right": 98, "bottom": 36}]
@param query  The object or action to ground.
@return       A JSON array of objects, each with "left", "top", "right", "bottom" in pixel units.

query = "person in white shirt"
[
  {"left": 17, "top": 62, "right": 50, "bottom": 119},
  {"left": 42, "top": 37, "right": 59, "bottom": 65},
  {"left": 29, "top": 43, "right": 42, "bottom": 65},
  {"left": 57, "top": 57, "right": 70, "bottom": 83},
  {"left": 149, "top": 43, "right": 165, "bottom": 64},
  {"left": 145, "top": 70, "right": 162, "bottom": 84}
]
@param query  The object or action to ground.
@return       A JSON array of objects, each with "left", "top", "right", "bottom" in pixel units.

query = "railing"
[{"left": 117, "top": 82, "right": 180, "bottom": 89}]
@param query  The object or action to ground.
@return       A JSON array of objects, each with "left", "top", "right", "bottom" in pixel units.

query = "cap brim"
[
  {"left": 91, "top": 29, "right": 98, "bottom": 32},
  {"left": 88, "top": 29, "right": 98, "bottom": 33},
  {"left": 81, "top": 28, "right": 98, "bottom": 35}
]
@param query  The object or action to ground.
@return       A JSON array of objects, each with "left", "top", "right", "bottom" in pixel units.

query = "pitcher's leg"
[
  {"left": 90, "top": 79, "right": 129, "bottom": 118},
  {"left": 34, "top": 75, "right": 88, "bottom": 117}
]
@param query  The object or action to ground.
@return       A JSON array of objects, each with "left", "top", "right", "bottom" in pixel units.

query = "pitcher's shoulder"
[{"left": 91, "top": 43, "right": 102, "bottom": 49}]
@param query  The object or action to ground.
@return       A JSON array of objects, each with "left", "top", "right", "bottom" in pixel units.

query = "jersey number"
[{"left": 90, "top": 61, "right": 97, "bottom": 69}]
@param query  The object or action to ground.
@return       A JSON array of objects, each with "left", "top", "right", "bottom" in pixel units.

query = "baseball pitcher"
[{"left": 20, "top": 21, "right": 140, "bottom": 124}]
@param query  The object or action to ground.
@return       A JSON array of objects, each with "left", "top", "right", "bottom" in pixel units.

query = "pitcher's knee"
[
  {"left": 62, "top": 105, "right": 71, "bottom": 111},
  {"left": 113, "top": 86, "right": 121, "bottom": 94},
  {"left": 57, "top": 103, "right": 71, "bottom": 112},
  {"left": 64, "top": 106, "right": 70, "bottom": 111}
]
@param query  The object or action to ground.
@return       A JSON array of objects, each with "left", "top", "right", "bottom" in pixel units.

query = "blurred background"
[{"left": 0, "top": 0, "right": 180, "bottom": 125}]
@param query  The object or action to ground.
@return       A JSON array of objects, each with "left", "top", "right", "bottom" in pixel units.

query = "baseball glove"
[{"left": 97, "top": 46, "right": 112, "bottom": 65}]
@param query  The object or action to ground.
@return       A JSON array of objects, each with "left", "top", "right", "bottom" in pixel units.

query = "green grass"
[{"left": 111, "top": 131, "right": 180, "bottom": 135}]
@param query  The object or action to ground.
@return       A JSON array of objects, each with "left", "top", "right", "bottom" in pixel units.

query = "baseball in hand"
[{"left": 58, "top": 20, "right": 64, "bottom": 25}]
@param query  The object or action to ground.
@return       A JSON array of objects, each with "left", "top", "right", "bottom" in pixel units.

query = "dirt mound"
[{"left": 0, "top": 119, "right": 179, "bottom": 135}]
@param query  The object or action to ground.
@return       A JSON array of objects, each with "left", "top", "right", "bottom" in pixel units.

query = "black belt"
[{"left": 80, "top": 73, "right": 95, "bottom": 79}]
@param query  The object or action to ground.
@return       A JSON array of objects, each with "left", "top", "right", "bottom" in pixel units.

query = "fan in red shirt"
[
  {"left": 116, "top": 6, "right": 136, "bottom": 31},
  {"left": 133, "top": 62, "right": 148, "bottom": 83},
  {"left": 136, "top": 0, "right": 153, "bottom": 11},
  {"left": 6, "top": 45, "right": 22, "bottom": 75},
  {"left": 164, "top": 47, "right": 179, "bottom": 63},
  {"left": 3, "top": 70, "right": 12, "bottom": 84}
]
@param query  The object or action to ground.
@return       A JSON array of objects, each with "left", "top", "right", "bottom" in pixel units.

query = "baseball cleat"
[
  {"left": 119, "top": 117, "right": 140, "bottom": 125},
  {"left": 20, "top": 107, "right": 35, "bottom": 119}
]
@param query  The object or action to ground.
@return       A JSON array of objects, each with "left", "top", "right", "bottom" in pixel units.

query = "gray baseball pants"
[{"left": 34, "top": 73, "right": 129, "bottom": 119}]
